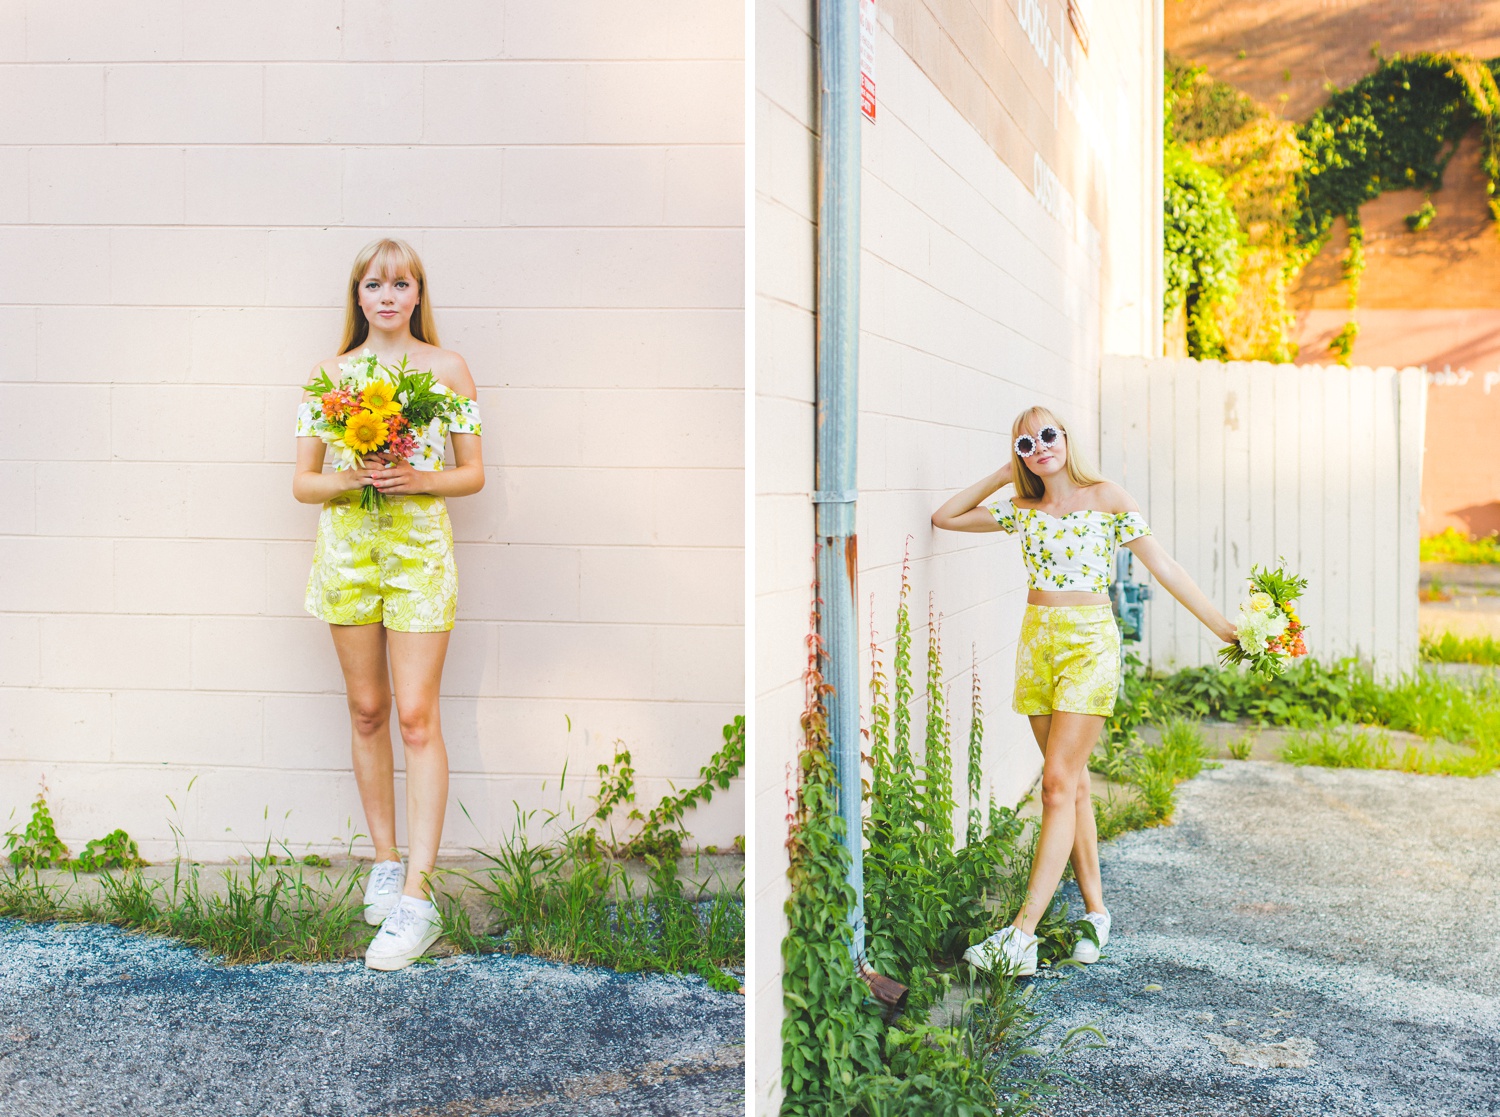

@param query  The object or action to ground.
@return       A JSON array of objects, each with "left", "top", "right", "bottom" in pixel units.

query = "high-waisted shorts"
[
  {"left": 1013, "top": 603, "right": 1121, "bottom": 717},
  {"left": 305, "top": 491, "right": 457, "bottom": 633}
]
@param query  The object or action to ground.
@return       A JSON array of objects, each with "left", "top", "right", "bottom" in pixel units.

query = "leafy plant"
[
  {"left": 586, "top": 716, "right": 745, "bottom": 858},
  {"left": 1421, "top": 527, "right": 1500, "bottom": 564},
  {"left": 784, "top": 555, "right": 1102, "bottom": 1114},
  {"left": 1421, "top": 631, "right": 1500, "bottom": 665},
  {"left": 73, "top": 829, "right": 146, "bottom": 872},
  {"left": 1405, "top": 197, "right": 1437, "bottom": 231},
  {"left": 781, "top": 618, "right": 883, "bottom": 1114},
  {"left": 4, "top": 796, "right": 71, "bottom": 869}
]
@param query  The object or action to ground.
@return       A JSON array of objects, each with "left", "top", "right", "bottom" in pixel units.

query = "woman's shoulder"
[
  {"left": 413, "top": 345, "right": 475, "bottom": 397},
  {"left": 1086, "top": 480, "right": 1139, "bottom": 515}
]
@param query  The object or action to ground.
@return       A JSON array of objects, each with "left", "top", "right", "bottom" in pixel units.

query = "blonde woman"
[
  {"left": 293, "top": 238, "right": 483, "bottom": 971},
  {"left": 931, "top": 407, "right": 1234, "bottom": 975}
]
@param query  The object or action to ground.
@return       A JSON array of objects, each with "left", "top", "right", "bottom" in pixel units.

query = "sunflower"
[
  {"left": 360, "top": 380, "right": 402, "bottom": 417},
  {"left": 343, "top": 410, "right": 389, "bottom": 454}
]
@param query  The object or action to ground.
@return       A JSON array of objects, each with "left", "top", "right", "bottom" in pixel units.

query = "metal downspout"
[{"left": 814, "top": 0, "right": 864, "bottom": 962}]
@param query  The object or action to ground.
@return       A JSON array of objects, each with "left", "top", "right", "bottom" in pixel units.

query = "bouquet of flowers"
[
  {"left": 303, "top": 351, "right": 466, "bottom": 510},
  {"left": 1218, "top": 561, "right": 1309, "bottom": 679}
]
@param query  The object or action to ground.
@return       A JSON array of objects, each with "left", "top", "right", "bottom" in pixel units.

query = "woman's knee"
[
  {"left": 1040, "top": 769, "right": 1078, "bottom": 810},
  {"left": 348, "top": 696, "right": 391, "bottom": 737},
  {"left": 397, "top": 707, "right": 441, "bottom": 750}
]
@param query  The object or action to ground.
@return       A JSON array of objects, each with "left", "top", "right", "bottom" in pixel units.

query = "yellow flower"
[
  {"left": 1248, "top": 592, "right": 1274, "bottom": 613},
  {"left": 343, "top": 410, "right": 388, "bottom": 454},
  {"left": 360, "top": 381, "right": 402, "bottom": 417}
]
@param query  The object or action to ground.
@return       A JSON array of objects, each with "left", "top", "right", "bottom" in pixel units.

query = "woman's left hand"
[{"left": 368, "top": 457, "right": 427, "bottom": 496}]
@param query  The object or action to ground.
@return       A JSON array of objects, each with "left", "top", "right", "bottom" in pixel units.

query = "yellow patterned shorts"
[
  {"left": 1013, "top": 604, "right": 1121, "bottom": 717},
  {"left": 305, "top": 491, "right": 457, "bottom": 633}
]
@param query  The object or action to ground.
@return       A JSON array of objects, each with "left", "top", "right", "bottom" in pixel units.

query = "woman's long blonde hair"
[
  {"left": 339, "top": 237, "right": 439, "bottom": 354},
  {"left": 1010, "top": 405, "right": 1105, "bottom": 499}
]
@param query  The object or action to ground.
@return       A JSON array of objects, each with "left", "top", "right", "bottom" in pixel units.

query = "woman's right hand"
[{"left": 344, "top": 462, "right": 380, "bottom": 491}]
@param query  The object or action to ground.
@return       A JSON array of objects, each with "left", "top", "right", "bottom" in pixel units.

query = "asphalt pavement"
[
  {"left": 1040, "top": 760, "right": 1500, "bottom": 1117},
  {"left": 0, "top": 923, "right": 744, "bottom": 1116}
]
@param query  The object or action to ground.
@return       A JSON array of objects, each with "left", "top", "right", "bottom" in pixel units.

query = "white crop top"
[
  {"left": 986, "top": 494, "right": 1152, "bottom": 593},
  {"left": 296, "top": 383, "right": 482, "bottom": 473}
]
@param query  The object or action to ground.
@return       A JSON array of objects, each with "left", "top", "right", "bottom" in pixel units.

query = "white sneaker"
[
  {"left": 365, "top": 896, "right": 443, "bottom": 971},
  {"left": 963, "top": 926, "right": 1037, "bottom": 976},
  {"left": 363, "top": 860, "right": 405, "bottom": 926},
  {"left": 1071, "top": 909, "right": 1111, "bottom": 964}
]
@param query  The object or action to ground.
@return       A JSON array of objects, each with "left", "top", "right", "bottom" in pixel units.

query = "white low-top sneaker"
[
  {"left": 1071, "top": 909, "right": 1111, "bottom": 964},
  {"left": 962, "top": 925, "right": 1038, "bottom": 976},
  {"left": 363, "top": 860, "right": 406, "bottom": 926},
  {"left": 365, "top": 896, "right": 443, "bottom": 972}
]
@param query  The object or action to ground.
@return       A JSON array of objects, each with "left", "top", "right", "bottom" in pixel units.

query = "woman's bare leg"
[
  {"left": 329, "top": 623, "right": 398, "bottom": 863},
  {"left": 387, "top": 629, "right": 451, "bottom": 900},
  {"left": 1015, "top": 711, "right": 1107, "bottom": 934},
  {"left": 1026, "top": 716, "right": 1105, "bottom": 914}
]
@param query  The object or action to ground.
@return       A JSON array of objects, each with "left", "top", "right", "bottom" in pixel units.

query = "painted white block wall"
[
  {"left": 0, "top": 2, "right": 746, "bottom": 861},
  {"left": 753, "top": 1, "right": 1160, "bottom": 1110}
]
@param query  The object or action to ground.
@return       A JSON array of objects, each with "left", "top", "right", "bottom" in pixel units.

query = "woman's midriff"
[{"left": 1026, "top": 590, "right": 1110, "bottom": 607}]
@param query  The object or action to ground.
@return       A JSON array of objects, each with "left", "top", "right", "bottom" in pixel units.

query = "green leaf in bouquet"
[{"left": 304, "top": 367, "right": 338, "bottom": 397}]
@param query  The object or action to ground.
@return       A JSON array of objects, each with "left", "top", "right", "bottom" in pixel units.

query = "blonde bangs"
[
  {"left": 1009, "top": 405, "right": 1104, "bottom": 499},
  {"left": 339, "top": 237, "right": 439, "bottom": 354}
]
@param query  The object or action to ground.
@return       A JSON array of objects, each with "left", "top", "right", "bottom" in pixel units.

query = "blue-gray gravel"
[
  {"left": 1040, "top": 761, "right": 1500, "bottom": 1117},
  {"left": 0, "top": 924, "right": 744, "bottom": 1116}
]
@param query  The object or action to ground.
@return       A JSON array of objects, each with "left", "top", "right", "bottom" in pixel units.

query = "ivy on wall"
[
  {"left": 1165, "top": 51, "right": 1500, "bottom": 365},
  {"left": 1163, "top": 143, "right": 1242, "bottom": 359}
]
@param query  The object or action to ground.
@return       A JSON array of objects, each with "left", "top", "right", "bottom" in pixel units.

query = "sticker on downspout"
[{"left": 860, "top": 0, "right": 877, "bottom": 122}]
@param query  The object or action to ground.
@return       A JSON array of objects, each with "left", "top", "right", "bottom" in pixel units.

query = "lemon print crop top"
[{"left": 986, "top": 494, "right": 1152, "bottom": 593}]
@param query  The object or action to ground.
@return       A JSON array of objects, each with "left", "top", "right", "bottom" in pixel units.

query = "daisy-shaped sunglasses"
[{"left": 1013, "top": 426, "right": 1064, "bottom": 458}]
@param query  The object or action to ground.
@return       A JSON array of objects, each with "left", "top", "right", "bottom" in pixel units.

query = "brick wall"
[{"left": 0, "top": 2, "right": 746, "bottom": 860}]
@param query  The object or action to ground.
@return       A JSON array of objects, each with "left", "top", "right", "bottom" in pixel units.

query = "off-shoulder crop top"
[
  {"left": 986, "top": 494, "right": 1152, "bottom": 593},
  {"left": 296, "top": 383, "right": 482, "bottom": 473}
]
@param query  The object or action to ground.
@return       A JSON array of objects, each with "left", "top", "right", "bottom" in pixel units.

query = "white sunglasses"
[{"left": 1014, "top": 426, "right": 1064, "bottom": 458}]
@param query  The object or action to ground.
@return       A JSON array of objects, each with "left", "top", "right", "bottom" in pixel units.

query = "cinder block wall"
[
  {"left": 0, "top": 2, "right": 745, "bottom": 860},
  {"left": 753, "top": 1, "right": 1160, "bottom": 1110}
]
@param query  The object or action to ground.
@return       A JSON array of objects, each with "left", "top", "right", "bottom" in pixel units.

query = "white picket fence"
[{"left": 1099, "top": 356, "right": 1427, "bottom": 676}]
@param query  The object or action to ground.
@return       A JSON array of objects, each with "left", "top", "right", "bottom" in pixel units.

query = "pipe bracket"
[{"left": 811, "top": 489, "right": 858, "bottom": 504}]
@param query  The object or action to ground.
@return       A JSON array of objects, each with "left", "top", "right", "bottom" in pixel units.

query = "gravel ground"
[
  {"left": 1041, "top": 761, "right": 1500, "bottom": 1117},
  {"left": 0, "top": 924, "right": 744, "bottom": 1116}
]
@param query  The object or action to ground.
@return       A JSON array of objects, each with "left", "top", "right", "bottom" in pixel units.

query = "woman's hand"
[
  {"left": 1213, "top": 621, "right": 1238, "bottom": 645},
  {"left": 365, "top": 456, "right": 428, "bottom": 496}
]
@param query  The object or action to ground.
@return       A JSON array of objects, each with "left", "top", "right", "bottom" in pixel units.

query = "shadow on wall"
[{"left": 1452, "top": 501, "right": 1500, "bottom": 539}]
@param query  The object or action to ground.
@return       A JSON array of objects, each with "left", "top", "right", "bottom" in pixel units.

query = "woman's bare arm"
[
  {"left": 1124, "top": 535, "right": 1236, "bottom": 643},
  {"left": 931, "top": 463, "right": 1012, "bottom": 532},
  {"left": 293, "top": 429, "right": 378, "bottom": 504}
]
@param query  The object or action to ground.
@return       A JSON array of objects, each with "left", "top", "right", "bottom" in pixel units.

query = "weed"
[
  {"left": 784, "top": 554, "right": 1102, "bottom": 1115},
  {"left": 1281, "top": 726, "right": 1396, "bottom": 769},
  {"left": 463, "top": 812, "right": 744, "bottom": 980},
  {"left": 584, "top": 717, "right": 745, "bottom": 859},
  {"left": 1421, "top": 632, "right": 1500, "bottom": 666},
  {"left": 1227, "top": 733, "right": 1255, "bottom": 760},
  {"left": 1421, "top": 527, "right": 1500, "bottom": 564},
  {"left": 4, "top": 796, "right": 71, "bottom": 869},
  {"left": 1116, "top": 657, "right": 1500, "bottom": 777}
]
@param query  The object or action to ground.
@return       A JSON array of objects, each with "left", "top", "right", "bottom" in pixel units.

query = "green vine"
[
  {"left": 587, "top": 717, "right": 746, "bottom": 859},
  {"left": 4, "top": 796, "right": 145, "bottom": 872},
  {"left": 781, "top": 622, "right": 883, "bottom": 1114},
  {"left": 784, "top": 550, "right": 1102, "bottom": 1114},
  {"left": 1165, "top": 52, "right": 1500, "bottom": 363},
  {"left": 1163, "top": 142, "right": 1242, "bottom": 359}
]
